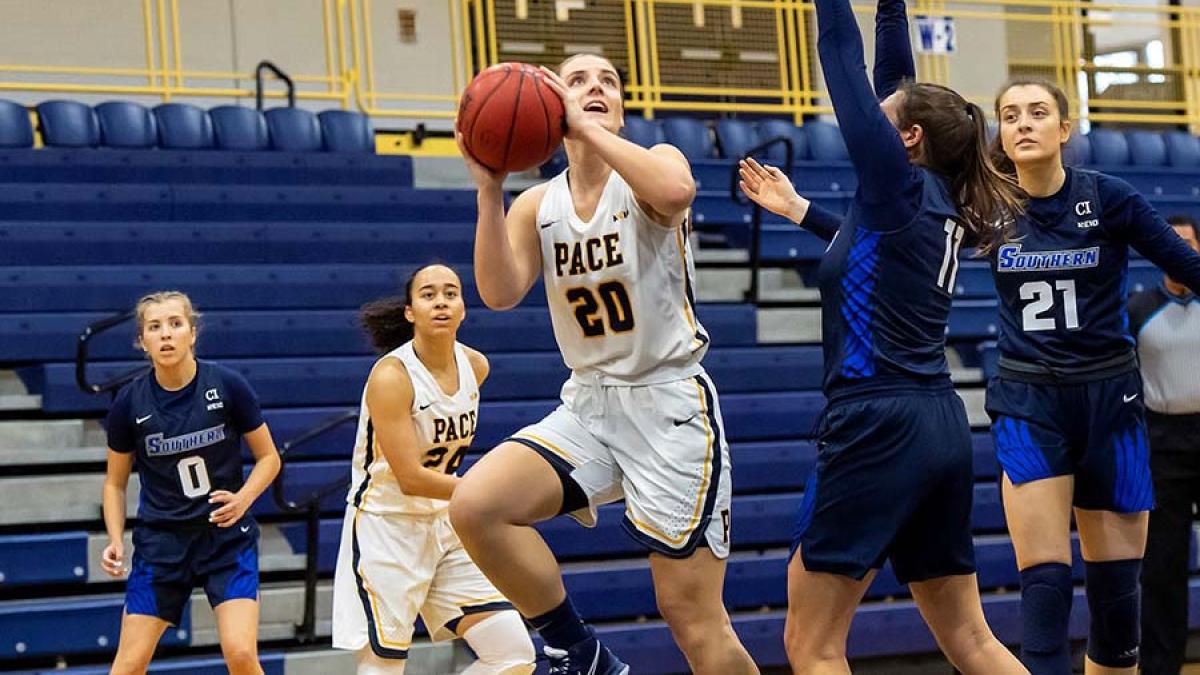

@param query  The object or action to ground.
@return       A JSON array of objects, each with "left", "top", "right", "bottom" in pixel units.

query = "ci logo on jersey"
[
  {"left": 1075, "top": 200, "right": 1099, "bottom": 229},
  {"left": 205, "top": 387, "right": 224, "bottom": 411},
  {"left": 612, "top": 210, "right": 629, "bottom": 222}
]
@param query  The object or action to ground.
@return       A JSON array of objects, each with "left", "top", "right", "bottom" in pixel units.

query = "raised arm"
[
  {"left": 873, "top": 0, "right": 916, "bottom": 99},
  {"left": 458, "top": 135, "right": 545, "bottom": 311},
  {"left": 815, "top": 0, "right": 917, "bottom": 213},
  {"left": 540, "top": 67, "right": 695, "bottom": 228}
]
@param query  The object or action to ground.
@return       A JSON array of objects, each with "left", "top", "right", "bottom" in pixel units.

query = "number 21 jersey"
[
  {"left": 347, "top": 341, "right": 478, "bottom": 517},
  {"left": 537, "top": 169, "right": 709, "bottom": 384}
]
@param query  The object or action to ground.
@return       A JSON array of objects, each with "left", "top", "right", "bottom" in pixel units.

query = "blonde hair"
[{"left": 134, "top": 290, "right": 201, "bottom": 349}]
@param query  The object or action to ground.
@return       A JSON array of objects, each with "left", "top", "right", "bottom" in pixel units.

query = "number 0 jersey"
[
  {"left": 105, "top": 360, "right": 264, "bottom": 524},
  {"left": 537, "top": 169, "right": 709, "bottom": 384},
  {"left": 346, "top": 341, "right": 479, "bottom": 517}
]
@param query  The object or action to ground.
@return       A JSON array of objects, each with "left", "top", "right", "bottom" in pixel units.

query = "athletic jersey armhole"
[{"left": 105, "top": 384, "right": 136, "bottom": 453}]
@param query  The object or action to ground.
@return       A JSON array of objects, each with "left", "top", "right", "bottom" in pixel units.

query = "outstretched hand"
[{"left": 738, "top": 157, "right": 809, "bottom": 223}]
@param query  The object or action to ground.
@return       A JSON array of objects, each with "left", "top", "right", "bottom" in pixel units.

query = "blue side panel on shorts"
[
  {"left": 789, "top": 470, "right": 820, "bottom": 558},
  {"left": 125, "top": 556, "right": 159, "bottom": 617},
  {"left": 841, "top": 229, "right": 881, "bottom": 379},
  {"left": 222, "top": 544, "right": 259, "bottom": 602},
  {"left": 1112, "top": 424, "right": 1154, "bottom": 512},
  {"left": 993, "top": 416, "right": 1054, "bottom": 484}
]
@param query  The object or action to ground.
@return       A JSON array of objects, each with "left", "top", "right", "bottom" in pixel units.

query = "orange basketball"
[{"left": 456, "top": 62, "right": 565, "bottom": 173}]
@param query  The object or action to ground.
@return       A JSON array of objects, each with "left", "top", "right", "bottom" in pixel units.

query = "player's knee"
[
  {"left": 220, "top": 640, "right": 260, "bottom": 672},
  {"left": 1085, "top": 558, "right": 1141, "bottom": 668},
  {"left": 1019, "top": 562, "right": 1074, "bottom": 655},
  {"left": 935, "top": 620, "right": 996, "bottom": 665},
  {"left": 784, "top": 614, "right": 842, "bottom": 662},
  {"left": 448, "top": 483, "right": 495, "bottom": 538},
  {"left": 461, "top": 611, "right": 536, "bottom": 673},
  {"left": 110, "top": 654, "right": 152, "bottom": 675}
]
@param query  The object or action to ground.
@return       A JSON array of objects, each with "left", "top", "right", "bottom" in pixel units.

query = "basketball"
[{"left": 456, "top": 62, "right": 565, "bottom": 173}]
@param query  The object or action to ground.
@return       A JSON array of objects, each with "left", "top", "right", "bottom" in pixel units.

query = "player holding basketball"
[
  {"left": 738, "top": 0, "right": 1028, "bottom": 671},
  {"left": 331, "top": 263, "right": 535, "bottom": 675},
  {"left": 101, "top": 291, "right": 281, "bottom": 675},
  {"left": 987, "top": 80, "right": 1200, "bottom": 674},
  {"left": 449, "top": 54, "right": 758, "bottom": 675}
]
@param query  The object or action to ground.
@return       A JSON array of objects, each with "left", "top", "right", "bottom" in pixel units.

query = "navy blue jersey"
[
  {"left": 107, "top": 360, "right": 264, "bottom": 524},
  {"left": 991, "top": 168, "right": 1200, "bottom": 367},
  {"left": 813, "top": 0, "right": 964, "bottom": 395}
]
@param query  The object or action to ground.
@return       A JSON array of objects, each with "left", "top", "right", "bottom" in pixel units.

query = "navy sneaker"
[{"left": 543, "top": 638, "right": 630, "bottom": 675}]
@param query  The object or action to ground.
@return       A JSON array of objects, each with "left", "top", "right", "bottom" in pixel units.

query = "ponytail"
[
  {"left": 360, "top": 296, "right": 413, "bottom": 354},
  {"left": 953, "top": 101, "right": 1024, "bottom": 253},
  {"left": 896, "top": 82, "right": 1024, "bottom": 254}
]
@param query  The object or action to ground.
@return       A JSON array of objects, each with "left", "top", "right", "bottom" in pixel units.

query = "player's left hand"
[
  {"left": 208, "top": 489, "right": 252, "bottom": 527},
  {"left": 538, "top": 67, "right": 596, "bottom": 141}
]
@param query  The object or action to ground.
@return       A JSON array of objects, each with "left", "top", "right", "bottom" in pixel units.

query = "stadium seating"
[
  {"left": 209, "top": 105, "right": 269, "bottom": 151},
  {"left": 318, "top": 110, "right": 374, "bottom": 152},
  {"left": 715, "top": 118, "right": 758, "bottom": 159},
  {"left": 803, "top": 120, "right": 851, "bottom": 161},
  {"left": 623, "top": 114, "right": 664, "bottom": 147},
  {"left": 36, "top": 100, "right": 100, "bottom": 148},
  {"left": 758, "top": 118, "right": 810, "bottom": 163},
  {"left": 662, "top": 116, "right": 715, "bottom": 160},
  {"left": 265, "top": 107, "right": 322, "bottom": 152},
  {"left": 95, "top": 102, "right": 156, "bottom": 149},
  {"left": 1127, "top": 129, "right": 1168, "bottom": 167},
  {"left": 153, "top": 102, "right": 215, "bottom": 149},
  {"left": 1164, "top": 130, "right": 1200, "bottom": 168},
  {"left": 0, "top": 99, "right": 34, "bottom": 148},
  {"left": 1088, "top": 127, "right": 1131, "bottom": 165}
]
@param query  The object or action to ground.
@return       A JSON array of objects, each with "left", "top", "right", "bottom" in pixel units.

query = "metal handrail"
[
  {"left": 270, "top": 408, "right": 358, "bottom": 643},
  {"left": 75, "top": 311, "right": 149, "bottom": 396},
  {"left": 729, "top": 135, "right": 795, "bottom": 304},
  {"left": 255, "top": 60, "right": 295, "bottom": 110}
]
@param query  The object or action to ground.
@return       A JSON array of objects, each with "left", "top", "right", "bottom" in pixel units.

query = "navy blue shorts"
[
  {"left": 986, "top": 369, "right": 1153, "bottom": 513},
  {"left": 125, "top": 518, "right": 260, "bottom": 625},
  {"left": 791, "top": 384, "right": 976, "bottom": 583}
]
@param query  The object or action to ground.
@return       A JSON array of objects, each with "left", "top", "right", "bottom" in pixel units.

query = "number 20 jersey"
[
  {"left": 346, "top": 341, "right": 478, "bottom": 517},
  {"left": 536, "top": 169, "right": 709, "bottom": 384}
]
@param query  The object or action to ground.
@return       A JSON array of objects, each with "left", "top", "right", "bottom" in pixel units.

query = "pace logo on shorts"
[
  {"left": 996, "top": 244, "right": 1100, "bottom": 272},
  {"left": 145, "top": 423, "right": 227, "bottom": 456}
]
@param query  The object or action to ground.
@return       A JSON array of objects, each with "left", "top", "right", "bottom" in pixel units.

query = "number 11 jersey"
[
  {"left": 346, "top": 341, "right": 478, "bottom": 517},
  {"left": 537, "top": 169, "right": 709, "bottom": 385}
]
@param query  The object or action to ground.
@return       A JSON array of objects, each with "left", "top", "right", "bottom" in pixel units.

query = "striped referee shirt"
[{"left": 1129, "top": 285, "right": 1200, "bottom": 415}]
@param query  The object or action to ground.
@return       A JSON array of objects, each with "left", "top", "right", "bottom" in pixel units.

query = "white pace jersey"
[
  {"left": 537, "top": 169, "right": 709, "bottom": 384},
  {"left": 345, "top": 341, "right": 478, "bottom": 517}
]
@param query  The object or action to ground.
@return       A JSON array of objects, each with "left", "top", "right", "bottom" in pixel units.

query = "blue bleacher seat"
[
  {"left": 318, "top": 110, "right": 373, "bottom": 153},
  {"left": 715, "top": 118, "right": 756, "bottom": 159},
  {"left": 623, "top": 115, "right": 663, "bottom": 148},
  {"left": 1088, "top": 128, "right": 1130, "bottom": 165},
  {"left": 265, "top": 107, "right": 323, "bottom": 152},
  {"left": 0, "top": 99, "right": 34, "bottom": 148},
  {"left": 36, "top": 100, "right": 100, "bottom": 148},
  {"left": 95, "top": 101, "right": 156, "bottom": 149},
  {"left": 804, "top": 120, "right": 850, "bottom": 161},
  {"left": 153, "top": 102, "right": 214, "bottom": 149},
  {"left": 209, "top": 105, "right": 268, "bottom": 151},
  {"left": 757, "top": 119, "right": 810, "bottom": 163},
  {"left": 661, "top": 117, "right": 713, "bottom": 160},
  {"left": 1163, "top": 130, "right": 1200, "bottom": 169},
  {"left": 1063, "top": 132, "right": 1091, "bottom": 166},
  {"left": 1126, "top": 130, "right": 1167, "bottom": 167}
]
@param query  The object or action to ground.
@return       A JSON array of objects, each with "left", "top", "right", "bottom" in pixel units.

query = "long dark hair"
[
  {"left": 360, "top": 263, "right": 451, "bottom": 354},
  {"left": 989, "top": 77, "right": 1071, "bottom": 177},
  {"left": 897, "top": 81, "right": 1025, "bottom": 252}
]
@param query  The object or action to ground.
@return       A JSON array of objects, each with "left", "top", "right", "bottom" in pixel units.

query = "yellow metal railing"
[{"left": 0, "top": 0, "right": 1198, "bottom": 131}]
